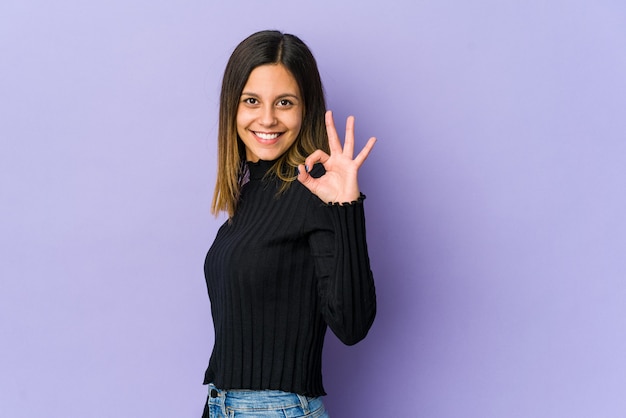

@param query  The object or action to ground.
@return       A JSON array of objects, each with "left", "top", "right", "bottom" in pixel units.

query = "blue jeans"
[{"left": 203, "top": 383, "right": 329, "bottom": 417}]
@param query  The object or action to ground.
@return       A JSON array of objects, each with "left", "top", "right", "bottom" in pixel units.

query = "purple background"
[{"left": 2, "top": 1, "right": 625, "bottom": 417}]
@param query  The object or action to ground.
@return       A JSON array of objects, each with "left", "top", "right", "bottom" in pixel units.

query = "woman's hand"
[{"left": 297, "top": 110, "right": 376, "bottom": 203}]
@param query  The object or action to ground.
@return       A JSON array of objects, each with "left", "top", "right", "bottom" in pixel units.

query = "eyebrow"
[{"left": 240, "top": 92, "right": 301, "bottom": 100}]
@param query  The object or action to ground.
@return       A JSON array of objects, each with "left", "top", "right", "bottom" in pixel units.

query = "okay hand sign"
[{"left": 297, "top": 110, "right": 376, "bottom": 203}]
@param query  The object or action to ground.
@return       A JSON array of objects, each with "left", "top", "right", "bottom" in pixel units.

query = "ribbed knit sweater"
[{"left": 203, "top": 159, "right": 376, "bottom": 396}]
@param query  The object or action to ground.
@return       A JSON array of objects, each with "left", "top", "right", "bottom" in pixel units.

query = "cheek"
[
  {"left": 236, "top": 110, "right": 253, "bottom": 134},
  {"left": 290, "top": 112, "right": 303, "bottom": 133},
  {"left": 235, "top": 108, "right": 246, "bottom": 126}
]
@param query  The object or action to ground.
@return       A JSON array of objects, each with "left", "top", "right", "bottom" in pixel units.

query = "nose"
[{"left": 259, "top": 104, "right": 277, "bottom": 127}]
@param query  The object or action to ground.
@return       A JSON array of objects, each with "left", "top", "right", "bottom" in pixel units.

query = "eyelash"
[{"left": 242, "top": 98, "right": 294, "bottom": 107}]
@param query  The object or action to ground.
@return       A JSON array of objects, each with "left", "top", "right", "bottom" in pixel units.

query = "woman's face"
[{"left": 236, "top": 64, "right": 303, "bottom": 162}]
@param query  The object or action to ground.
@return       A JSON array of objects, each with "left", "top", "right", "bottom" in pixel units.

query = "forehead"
[{"left": 242, "top": 64, "right": 300, "bottom": 96}]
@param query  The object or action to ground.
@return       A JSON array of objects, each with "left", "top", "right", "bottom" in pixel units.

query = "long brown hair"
[{"left": 211, "top": 30, "right": 329, "bottom": 218}]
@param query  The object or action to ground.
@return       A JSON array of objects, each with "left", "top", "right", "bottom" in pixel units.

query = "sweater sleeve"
[{"left": 308, "top": 194, "right": 377, "bottom": 346}]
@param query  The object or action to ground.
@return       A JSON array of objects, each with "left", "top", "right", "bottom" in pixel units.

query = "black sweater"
[{"left": 203, "top": 160, "right": 376, "bottom": 396}]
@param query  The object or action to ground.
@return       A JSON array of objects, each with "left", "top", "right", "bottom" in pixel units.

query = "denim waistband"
[{"left": 207, "top": 383, "right": 323, "bottom": 417}]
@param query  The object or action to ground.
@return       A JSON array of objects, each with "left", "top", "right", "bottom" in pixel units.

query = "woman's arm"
[{"left": 309, "top": 196, "right": 376, "bottom": 345}]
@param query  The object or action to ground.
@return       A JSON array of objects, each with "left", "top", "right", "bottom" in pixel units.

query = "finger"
[
  {"left": 353, "top": 136, "right": 377, "bottom": 167},
  {"left": 325, "top": 110, "right": 343, "bottom": 155},
  {"left": 297, "top": 163, "right": 318, "bottom": 193},
  {"left": 304, "top": 149, "right": 330, "bottom": 170},
  {"left": 343, "top": 115, "right": 355, "bottom": 157}
]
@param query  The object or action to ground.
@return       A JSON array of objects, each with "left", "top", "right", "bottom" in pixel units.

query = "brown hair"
[{"left": 211, "top": 30, "right": 329, "bottom": 218}]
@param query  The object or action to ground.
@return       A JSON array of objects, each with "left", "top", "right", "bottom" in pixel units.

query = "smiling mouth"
[{"left": 253, "top": 131, "right": 282, "bottom": 140}]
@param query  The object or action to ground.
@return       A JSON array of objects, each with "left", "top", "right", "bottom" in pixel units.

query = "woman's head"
[
  {"left": 212, "top": 30, "right": 328, "bottom": 217},
  {"left": 236, "top": 62, "right": 303, "bottom": 163}
]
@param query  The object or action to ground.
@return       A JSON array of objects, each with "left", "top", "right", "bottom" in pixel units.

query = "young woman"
[{"left": 202, "top": 30, "right": 377, "bottom": 418}]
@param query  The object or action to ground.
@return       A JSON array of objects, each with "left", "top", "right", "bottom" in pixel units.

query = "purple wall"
[{"left": 2, "top": 1, "right": 625, "bottom": 416}]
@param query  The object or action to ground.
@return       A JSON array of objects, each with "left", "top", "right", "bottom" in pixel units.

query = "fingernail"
[{"left": 305, "top": 165, "right": 309, "bottom": 173}]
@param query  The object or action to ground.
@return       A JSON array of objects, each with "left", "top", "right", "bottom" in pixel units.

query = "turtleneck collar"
[{"left": 245, "top": 159, "right": 277, "bottom": 181}]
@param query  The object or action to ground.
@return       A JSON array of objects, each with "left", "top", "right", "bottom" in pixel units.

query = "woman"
[{"left": 203, "top": 30, "right": 377, "bottom": 418}]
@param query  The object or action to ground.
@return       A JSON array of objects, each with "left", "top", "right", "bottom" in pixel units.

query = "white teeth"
[{"left": 255, "top": 132, "right": 280, "bottom": 140}]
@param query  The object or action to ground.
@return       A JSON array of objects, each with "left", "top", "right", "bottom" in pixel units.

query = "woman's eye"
[
  {"left": 277, "top": 99, "right": 293, "bottom": 106},
  {"left": 243, "top": 97, "right": 258, "bottom": 105}
]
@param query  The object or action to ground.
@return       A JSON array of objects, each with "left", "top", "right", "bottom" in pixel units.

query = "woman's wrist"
[{"left": 327, "top": 193, "right": 365, "bottom": 206}]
